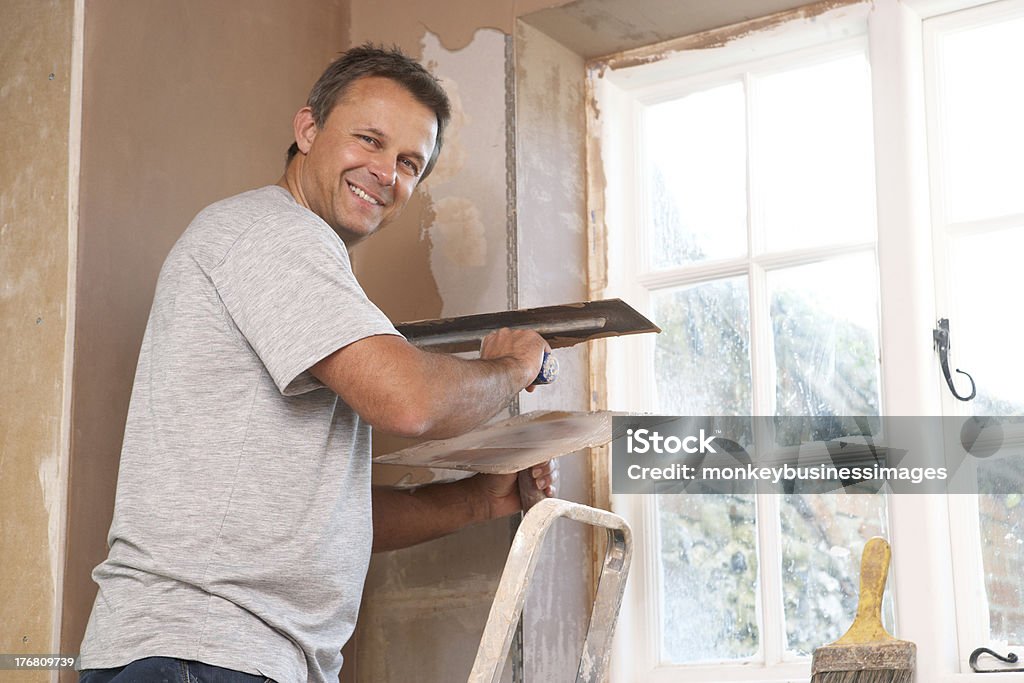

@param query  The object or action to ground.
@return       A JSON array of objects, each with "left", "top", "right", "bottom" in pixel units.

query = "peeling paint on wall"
[
  {"left": 350, "top": 0, "right": 573, "bottom": 53},
  {"left": 418, "top": 29, "right": 510, "bottom": 317}
]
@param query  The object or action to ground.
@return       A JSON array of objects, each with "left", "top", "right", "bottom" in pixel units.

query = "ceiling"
[{"left": 520, "top": 0, "right": 824, "bottom": 59}]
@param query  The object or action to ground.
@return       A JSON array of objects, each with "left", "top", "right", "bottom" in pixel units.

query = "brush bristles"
[{"left": 811, "top": 670, "right": 913, "bottom": 683}]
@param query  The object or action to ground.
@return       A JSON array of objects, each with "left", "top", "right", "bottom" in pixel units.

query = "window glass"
[
  {"left": 978, "top": 451, "right": 1024, "bottom": 643},
  {"left": 948, "top": 228, "right": 1024, "bottom": 416},
  {"left": 781, "top": 492, "right": 890, "bottom": 655},
  {"left": 768, "top": 253, "right": 882, "bottom": 418},
  {"left": 659, "top": 491, "right": 759, "bottom": 662},
  {"left": 756, "top": 54, "right": 877, "bottom": 252},
  {"left": 644, "top": 82, "right": 747, "bottom": 268},
  {"left": 937, "top": 15, "right": 1024, "bottom": 222},
  {"left": 651, "top": 279, "right": 752, "bottom": 416}
]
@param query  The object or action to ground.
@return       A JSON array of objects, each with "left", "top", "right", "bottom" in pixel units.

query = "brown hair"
[{"left": 287, "top": 44, "right": 451, "bottom": 180}]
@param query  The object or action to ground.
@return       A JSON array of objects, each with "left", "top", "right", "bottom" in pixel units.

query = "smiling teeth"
[{"left": 349, "top": 183, "right": 380, "bottom": 205}]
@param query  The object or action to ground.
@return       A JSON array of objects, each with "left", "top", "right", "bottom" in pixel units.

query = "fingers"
[
  {"left": 479, "top": 328, "right": 550, "bottom": 390},
  {"left": 528, "top": 459, "right": 559, "bottom": 497},
  {"left": 480, "top": 328, "right": 549, "bottom": 361}
]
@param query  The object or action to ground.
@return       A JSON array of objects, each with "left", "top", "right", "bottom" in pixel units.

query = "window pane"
[
  {"left": 948, "top": 228, "right": 1024, "bottom": 415},
  {"left": 937, "top": 16, "right": 1024, "bottom": 222},
  {"left": 651, "top": 278, "right": 752, "bottom": 415},
  {"left": 769, "top": 253, "right": 881, "bottom": 417},
  {"left": 659, "top": 491, "right": 759, "bottom": 662},
  {"left": 781, "top": 492, "right": 892, "bottom": 655},
  {"left": 643, "top": 82, "right": 747, "bottom": 267},
  {"left": 756, "top": 53, "right": 877, "bottom": 252},
  {"left": 978, "top": 450, "right": 1024, "bottom": 642}
]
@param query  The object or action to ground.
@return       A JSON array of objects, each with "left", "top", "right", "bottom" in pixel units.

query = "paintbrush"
[{"left": 811, "top": 536, "right": 915, "bottom": 683}]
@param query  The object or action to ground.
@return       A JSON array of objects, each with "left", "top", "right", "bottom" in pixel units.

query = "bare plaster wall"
[
  {"left": 61, "top": 1, "right": 349, "bottom": 674},
  {"left": 347, "top": 0, "right": 576, "bottom": 324},
  {"left": 514, "top": 20, "right": 592, "bottom": 682},
  {"left": 351, "top": 0, "right": 571, "bottom": 54},
  {"left": 0, "top": 1, "right": 76, "bottom": 680},
  {"left": 348, "top": 2, "right": 588, "bottom": 681}
]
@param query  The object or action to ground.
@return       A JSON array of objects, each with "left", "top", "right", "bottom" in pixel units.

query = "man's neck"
[{"left": 277, "top": 156, "right": 308, "bottom": 210}]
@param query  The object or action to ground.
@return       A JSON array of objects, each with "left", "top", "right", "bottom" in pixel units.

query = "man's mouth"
[{"left": 348, "top": 182, "right": 382, "bottom": 206}]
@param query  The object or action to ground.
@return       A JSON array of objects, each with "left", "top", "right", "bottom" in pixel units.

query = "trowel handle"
[
  {"left": 531, "top": 351, "right": 558, "bottom": 386},
  {"left": 517, "top": 469, "right": 549, "bottom": 513}
]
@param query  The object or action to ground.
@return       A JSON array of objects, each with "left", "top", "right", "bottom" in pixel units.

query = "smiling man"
[{"left": 77, "top": 45, "right": 556, "bottom": 683}]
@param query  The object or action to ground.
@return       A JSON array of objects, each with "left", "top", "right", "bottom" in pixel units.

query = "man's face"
[{"left": 295, "top": 76, "right": 438, "bottom": 245}]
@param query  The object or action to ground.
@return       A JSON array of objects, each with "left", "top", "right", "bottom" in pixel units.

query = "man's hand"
[
  {"left": 473, "top": 459, "right": 560, "bottom": 519},
  {"left": 371, "top": 461, "right": 560, "bottom": 552},
  {"left": 479, "top": 328, "right": 550, "bottom": 393}
]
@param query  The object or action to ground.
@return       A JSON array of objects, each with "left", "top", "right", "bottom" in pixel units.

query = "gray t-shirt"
[{"left": 79, "top": 185, "right": 399, "bottom": 683}]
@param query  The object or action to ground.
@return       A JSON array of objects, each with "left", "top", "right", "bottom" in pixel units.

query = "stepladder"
[{"left": 468, "top": 498, "right": 633, "bottom": 683}]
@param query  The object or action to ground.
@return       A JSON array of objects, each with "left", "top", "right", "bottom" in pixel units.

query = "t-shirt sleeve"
[{"left": 209, "top": 211, "right": 400, "bottom": 396}]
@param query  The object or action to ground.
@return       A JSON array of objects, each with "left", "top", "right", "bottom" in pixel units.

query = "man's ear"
[{"left": 293, "top": 106, "right": 318, "bottom": 155}]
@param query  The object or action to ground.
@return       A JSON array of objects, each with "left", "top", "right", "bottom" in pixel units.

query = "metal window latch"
[
  {"left": 970, "top": 647, "right": 1024, "bottom": 673},
  {"left": 933, "top": 318, "right": 977, "bottom": 402}
]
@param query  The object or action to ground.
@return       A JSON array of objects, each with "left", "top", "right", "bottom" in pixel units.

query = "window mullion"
[
  {"left": 745, "top": 65, "right": 788, "bottom": 667},
  {"left": 745, "top": 72, "right": 774, "bottom": 420},
  {"left": 754, "top": 492, "right": 786, "bottom": 664}
]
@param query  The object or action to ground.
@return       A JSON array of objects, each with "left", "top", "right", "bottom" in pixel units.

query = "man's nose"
[{"left": 368, "top": 154, "right": 398, "bottom": 186}]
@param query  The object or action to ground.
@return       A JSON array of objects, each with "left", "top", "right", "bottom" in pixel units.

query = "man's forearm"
[
  {"left": 371, "top": 462, "right": 557, "bottom": 553},
  {"left": 370, "top": 478, "right": 494, "bottom": 553},
  {"left": 407, "top": 351, "right": 523, "bottom": 438},
  {"left": 310, "top": 332, "right": 544, "bottom": 440}
]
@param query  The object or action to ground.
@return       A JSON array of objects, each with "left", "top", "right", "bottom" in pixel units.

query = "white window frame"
[{"left": 595, "top": 1, "right": 1024, "bottom": 681}]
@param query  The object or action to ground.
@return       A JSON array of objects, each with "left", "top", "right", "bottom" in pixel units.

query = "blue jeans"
[{"left": 79, "top": 657, "right": 275, "bottom": 683}]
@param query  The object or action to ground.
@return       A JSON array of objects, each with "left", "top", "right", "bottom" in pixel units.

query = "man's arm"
[
  {"left": 311, "top": 326, "right": 555, "bottom": 551},
  {"left": 370, "top": 461, "right": 559, "bottom": 552},
  {"left": 309, "top": 327, "right": 547, "bottom": 439}
]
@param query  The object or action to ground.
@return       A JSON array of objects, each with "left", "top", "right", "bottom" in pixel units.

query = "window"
[
  {"left": 926, "top": 0, "right": 1024, "bottom": 668},
  {"left": 594, "top": 1, "right": 1024, "bottom": 681}
]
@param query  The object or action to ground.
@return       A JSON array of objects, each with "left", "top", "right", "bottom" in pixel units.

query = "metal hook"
[
  {"left": 933, "top": 318, "right": 976, "bottom": 402},
  {"left": 970, "top": 647, "right": 1024, "bottom": 672}
]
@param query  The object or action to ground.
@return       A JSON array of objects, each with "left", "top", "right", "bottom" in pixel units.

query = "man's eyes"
[
  {"left": 399, "top": 158, "right": 421, "bottom": 175},
  {"left": 354, "top": 135, "right": 420, "bottom": 175}
]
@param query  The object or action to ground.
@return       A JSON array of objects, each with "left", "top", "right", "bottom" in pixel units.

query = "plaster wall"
[
  {"left": 61, "top": 1, "right": 349, "bottom": 675},
  {"left": 514, "top": 21, "right": 592, "bottom": 681},
  {"left": 347, "top": 1, "right": 591, "bottom": 681},
  {"left": 0, "top": 2, "right": 77, "bottom": 680}
]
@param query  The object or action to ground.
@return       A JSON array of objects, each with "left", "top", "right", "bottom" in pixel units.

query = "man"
[{"left": 78, "top": 45, "right": 556, "bottom": 683}]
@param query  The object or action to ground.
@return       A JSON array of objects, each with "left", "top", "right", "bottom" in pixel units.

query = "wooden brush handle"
[{"left": 834, "top": 536, "right": 896, "bottom": 645}]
